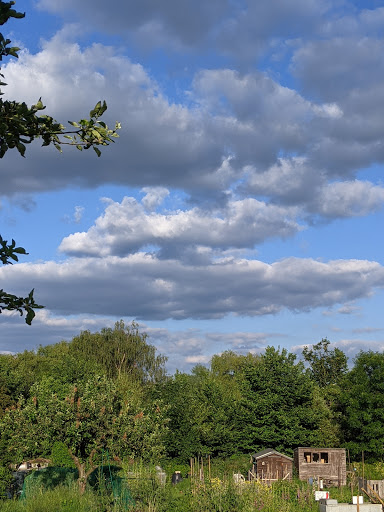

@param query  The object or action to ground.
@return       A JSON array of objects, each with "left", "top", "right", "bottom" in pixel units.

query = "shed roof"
[
  {"left": 252, "top": 449, "right": 293, "bottom": 461},
  {"left": 294, "top": 447, "right": 346, "bottom": 452}
]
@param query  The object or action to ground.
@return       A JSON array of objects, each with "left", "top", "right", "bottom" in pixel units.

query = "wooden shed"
[
  {"left": 250, "top": 448, "right": 293, "bottom": 483},
  {"left": 294, "top": 447, "right": 346, "bottom": 487}
]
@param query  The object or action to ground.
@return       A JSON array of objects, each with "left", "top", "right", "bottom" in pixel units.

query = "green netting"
[
  {"left": 20, "top": 467, "right": 78, "bottom": 500},
  {"left": 101, "top": 450, "right": 135, "bottom": 508},
  {"left": 19, "top": 458, "right": 135, "bottom": 509}
]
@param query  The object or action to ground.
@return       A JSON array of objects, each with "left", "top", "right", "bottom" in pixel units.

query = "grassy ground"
[
  {"left": 0, "top": 459, "right": 369, "bottom": 512},
  {"left": 0, "top": 475, "right": 343, "bottom": 512}
]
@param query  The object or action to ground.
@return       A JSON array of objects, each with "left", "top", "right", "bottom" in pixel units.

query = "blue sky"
[{"left": 1, "top": 0, "right": 384, "bottom": 372}]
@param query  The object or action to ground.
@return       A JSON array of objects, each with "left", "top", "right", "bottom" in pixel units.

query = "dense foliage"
[
  {"left": 1, "top": 323, "right": 384, "bottom": 490},
  {"left": 0, "top": 322, "right": 169, "bottom": 493}
]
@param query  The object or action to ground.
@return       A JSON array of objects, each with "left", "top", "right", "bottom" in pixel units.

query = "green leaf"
[
  {"left": 16, "top": 142, "right": 26, "bottom": 156},
  {"left": 93, "top": 146, "right": 101, "bottom": 157},
  {"left": 34, "top": 98, "right": 44, "bottom": 110},
  {"left": 25, "top": 308, "right": 35, "bottom": 325},
  {"left": 8, "top": 46, "right": 20, "bottom": 58},
  {"left": 90, "top": 101, "right": 102, "bottom": 118}
]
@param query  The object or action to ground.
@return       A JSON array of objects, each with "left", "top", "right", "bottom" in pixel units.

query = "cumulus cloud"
[
  {"left": 336, "top": 338, "right": 384, "bottom": 360},
  {"left": 1, "top": 255, "right": 383, "bottom": 320},
  {"left": 36, "top": 0, "right": 329, "bottom": 59},
  {"left": 322, "top": 303, "right": 362, "bottom": 316},
  {"left": 289, "top": 34, "right": 384, "bottom": 175},
  {"left": 72, "top": 206, "right": 84, "bottom": 223},
  {"left": 291, "top": 37, "right": 384, "bottom": 102},
  {"left": 37, "top": 0, "right": 230, "bottom": 50},
  {"left": 1, "top": 30, "right": 227, "bottom": 196},
  {"left": 313, "top": 181, "right": 384, "bottom": 218},
  {"left": 1, "top": 26, "right": 383, "bottom": 224},
  {"left": 2, "top": 0, "right": 384, "bottom": 372},
  {"left": 245, "top": 157, "right": 324, "bottom": 205},
  {"left": 141, "top": 187, "right": 170, "bottom": 211},
  {"left": 58, "top": 193, "right": 302, "bottom": 258},
  {"left": 246, "top": 161, "right": 384, "bottom": 218}
]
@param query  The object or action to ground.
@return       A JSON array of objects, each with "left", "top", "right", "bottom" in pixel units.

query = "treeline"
[{"left": 0, "top": 323, "right": 383, "bottom": 490}]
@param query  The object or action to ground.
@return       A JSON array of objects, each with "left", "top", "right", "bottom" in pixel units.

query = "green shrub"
[
  {"left": 50, "top": 442, "right": 76, "bottom": 469},
  {"left": 0, "top": 465, "right": 12, "bottom": 499}
]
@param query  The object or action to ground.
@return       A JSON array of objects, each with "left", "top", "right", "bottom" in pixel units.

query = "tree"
[
  {"left": 210, "top": 350, "right": 260, "bottom": 380},
  {"left": 161, "top": 366, "right": 238, "bottom": 460},
  {"left": 302, "top": 338, "right": 348, "bottom": 388},
  {"left": 302, "top": 339, "right": 347, "bottom": 444},
  {"left": 69, "top": 321, "right": 167, "bottom": 384},
  {"left": 0, "top": 1, "right": 120, "bottom": 323},
  {"left": 0, "top": 375, "right": 167, "bottom": 493},
  {"left": 235, "top": 346, "right": 323, "bottom": 453},
  {"left": 339, "top": 350, "right": 384, "bottom": 461}
]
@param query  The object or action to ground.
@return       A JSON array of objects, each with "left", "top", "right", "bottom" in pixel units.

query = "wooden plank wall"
[{"left": 294, "top": 448, "right": 346, "bottom": 486}]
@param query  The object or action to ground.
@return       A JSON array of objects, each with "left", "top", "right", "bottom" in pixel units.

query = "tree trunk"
[{"left": 68, "top": 448, "right": 97, "bottom": 494}]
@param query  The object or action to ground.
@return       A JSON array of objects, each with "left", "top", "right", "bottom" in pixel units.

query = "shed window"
[{"left": 303, "top": 451, "right": 328, "bottom": 463}]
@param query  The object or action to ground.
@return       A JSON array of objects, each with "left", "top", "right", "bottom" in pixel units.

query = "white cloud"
[
  {"left": 291, "top": 37, "right": 384, "bottom": 102},
  {"left": 36, "top": 0, "right": 329, "bottom": 58},
  {"left": 1, "top": 255, "right": 383, "bottom": 321},
  {"left": 313, "top": 181, "right": 384, "bottom": 218},
  {"left": 246, "top": 157, "right": 323, "bottom": 204},
  {"left": 73, "top": 206, "right": 84, "bottom": 223},
  {"left": 2, "top": 0, "right": 384, "bottom": 374},
  {"left": 1, "top": 29, "right": 227, "bottom": 197},
  {"left": 58, "top": 193, "right": 302, "bottom": 258},
  {"left": 141, "top": 187, "right": 170, "bottom": 211},
  {"left": 294, "top": 337, "right": 384, "bottom": 364},
  {"left": 1, "top": 27, "right": 383, "bottom": 226}
]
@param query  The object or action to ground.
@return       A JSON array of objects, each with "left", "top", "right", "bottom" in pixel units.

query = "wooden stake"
[
  {"left": 367, "top": 484, "right": 384, "bottom": 507},
  {"left": 361, "top": 487, "right": 378, "bottom": 504}
]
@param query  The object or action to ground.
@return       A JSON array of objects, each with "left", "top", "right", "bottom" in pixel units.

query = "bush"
[
  {"left": 0, "top": 465, "right": 12, "bottom": 499},
  {"left": 50, "top": 442, "right": 76, "bottom": 469}
]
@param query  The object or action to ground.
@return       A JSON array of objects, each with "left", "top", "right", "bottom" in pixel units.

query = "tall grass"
[
  {"left": 1, "top": 485, "right": 102, "bottom": 512},
  {"left": 1, "top": 462, "right": 356, "bottom": 512},
  {"left": 122, "top": 461, "right": 320, "bottom": 512}
]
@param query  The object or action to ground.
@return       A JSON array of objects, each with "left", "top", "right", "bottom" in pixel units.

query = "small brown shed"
[
  {"left": 250, "top": 448, "right": 293, "bottom": 483},
  {"left": 294, "top": 447, "right": 346, "bottom": 487}
]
